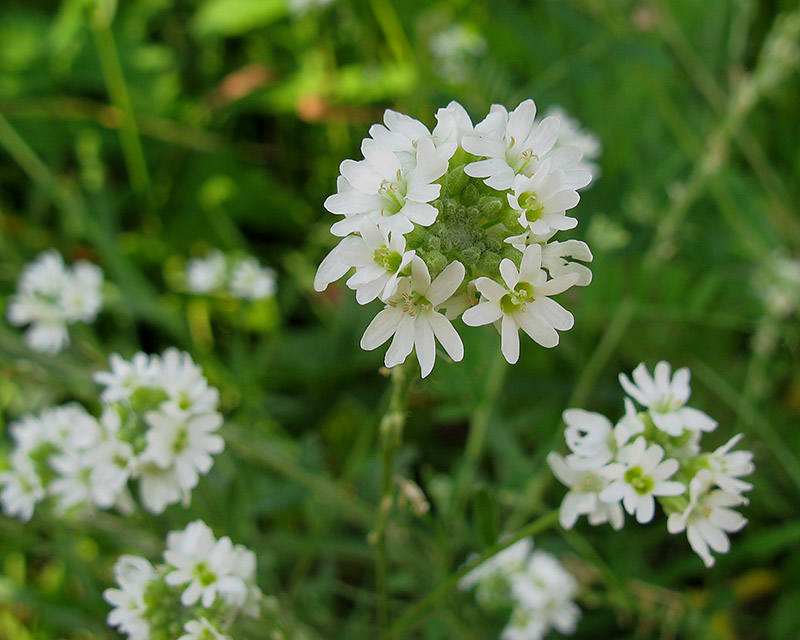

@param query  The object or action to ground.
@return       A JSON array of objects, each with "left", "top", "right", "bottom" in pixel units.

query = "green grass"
[{"left": 0, "top": 0, "right": 799, "bottom": 638}]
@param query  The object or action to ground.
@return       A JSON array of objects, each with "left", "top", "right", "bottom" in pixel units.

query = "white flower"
[
  {"left": 600, "top": 437, "right": 685, "bottom": 523},
  {"left": 104, "top": 555, "right": 155, "bottom": 640},
  {"left": 562, "top": 409, "right": 616, "bottom": 470},
  {"left": 619, "top": 361, "right": 717, "bottom": 437},
  {"left": 48, "top": 450, "right": 94, "bottom": 513},
  {"left": 88, "top": 438, "right": 135, "bottom": 509},
  {"left": 667, "top": 470, "right": 749, "bottom": 568},
  {"left": 547, "top": 452, "right": 624, "bottom": 530},
  {"left": 502, "top": 606, "right": 549, "bottom": 640},
  {"left": 164, "top": 521, "right": 249, "bottom": 608},
  {"left": 507, "top": 161, "right": 580, "bottom": 236},
  {"left": 506, "top": 229, "right": 594, "bottom": 287},
  {"left": 7, "top": 250, "right": 103, "bottom": 353},
  {"left": 360, "top": 258, "right": 465, "bottom": 377},
  {"left": 324, "top": 137, "right": 448, "bottom": 236},
  {"left": 702, "top": 434, "right": 755, "bottom": 494},
  {"left": 459, "top": 538, "right": 532, "bottom": 592},
  {"left": 229, "top": 257, "right": 276, "bottom": 301},
  {"left": 186, "top": 251, "right": 227, "bottom": 294},
  {"left": 432, "top": 101, "right": 476, "bottom": 156},
  {"left": 156, "top": 348, "right": 220, "bottom": 416},
  {"left": 509, "top": 551, "right": 580, "bottom": 637},
  {"left": 429, "top": 25, "right": 486, "bottom": 82},
  {"left": 94, "top": 352, "right": 159, "bottom": 404},
  {"left": 143, "top": 405, "right": 224, "bottom": 492},
  {"left": 314, "top": 223, "right": 416, "bottom": 304},
  {"left": 178, "top": 617, "right": 231, "bottom": 640},
  {"left": 463, "top": 99, "right": 563, "bottom": 191},
  {"left": 462, "top": 244, "right": 579, "bottom": 364},
  {"left": 0, "top": 457, "right": 45, "bottom": 521},
  {"left": 137, "top": 461, "right": 188, "bottom": 514},
  {"left": 61, "top": 261, "right": 103, "bottom": 323}
]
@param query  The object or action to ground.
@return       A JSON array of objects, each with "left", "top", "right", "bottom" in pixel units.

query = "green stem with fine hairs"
[{"left": 372, "top": 362, "right": 414, "bottom": 636}]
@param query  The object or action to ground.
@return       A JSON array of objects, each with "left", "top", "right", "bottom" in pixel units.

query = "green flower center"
[
  {"left": 374, "top": 248, "right": 403, "bottom": 273},
  {"left": 193, "top": 561, "right": 217, "bottom": 587},
  {"left": 390, "top": 291, "right": 432, "bottom": 316},
  {"left": 521, "top": 191, "right": 545, "bottom": 222},
  {"left": 171, "top": 428, "right": 188, "bottom": 454},
  {"left": 624, "top": 466, "right": 654, "bottom": 495},
  {"left": 500, "top": 282, "right": 535, "bottom": 314},
  {"left": 379, "top": 170, "right": 407, "bottom": 215},
  {"left": 575, "top": 471, "right": 604, "bottom": 494}
]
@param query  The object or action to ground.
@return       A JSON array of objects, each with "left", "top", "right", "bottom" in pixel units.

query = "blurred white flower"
[
  {"left": 186, "top": 250, "right": 227, "bottom": 294},
  {"left": 229, "top": 257, "right": 277, "bottom": 301},
  {"left": 178, "top": 617, "right": 231, "bottom": 640},
  {"left": 429, "top": 23, "right": 486, "bottom": 82},
  {"left": 104, "top": 555, "right": 155, "bottom": 640},
  {"left": 7, "top": 250, "right": 103, "bottom": 353},
  {"left": 164, "top": 521, "right": 250, "bottom": 608},
  {"left": 0, "top": 457, "right": 45, "bottom": 522}
]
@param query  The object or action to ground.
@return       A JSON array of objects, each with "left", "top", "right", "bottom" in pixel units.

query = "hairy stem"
[{"left": 373, "top": 363, "right": 414, "bottom": 635}]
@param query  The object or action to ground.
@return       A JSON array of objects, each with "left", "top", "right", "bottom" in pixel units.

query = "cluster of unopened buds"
[
  {"left": 6, "top": 249, "right": 103, "bottom": 353},
  {"left": 105, "top": 520, "right": 263, "bottom": 640},
  {"left": 548, "top": 361, "right": 754, "bottom": 567},
  {"left": 314, "top": 99, "right": 596, "bottom": 376},
  {"left": 186, "top": 250, "right": 277, "bottom": 302},
  {"left": 0, "top": 349, "right": 224, "bottom": 519},
  {"left": 459, "top": 538, "right": 580, "bottom": 640}
]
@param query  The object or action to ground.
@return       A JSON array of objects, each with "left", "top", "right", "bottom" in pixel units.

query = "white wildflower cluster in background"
[
  {"left": 459, "top": 538, "right": 580, "bottom": 640},
  {"left": 186, "top": 250, "right": 277, "bottom": 301},
  {"left": 6, "top": 250, "right": 103, "bottom": 353},
  {"left": 753, "top": 252, "right": 800, "bottom": 319},
  {"left": 0, "top": 349, "right": 224, "bottom": 520},
  {"left": 104, "top": 520, "right": 262, "bottom": 640},
  {"left": 314, "top": 99, "right": 596, "bottom": 375},
  {"left": 547, "top": 361, "right": 754, "bottom": 567},
  {"left": 428, "top": 23, "right": 486, "bottom": 82}
]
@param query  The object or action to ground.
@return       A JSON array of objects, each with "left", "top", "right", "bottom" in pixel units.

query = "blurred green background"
[{"left": 0, "top": 0, "right": 799, "bottom": 638}]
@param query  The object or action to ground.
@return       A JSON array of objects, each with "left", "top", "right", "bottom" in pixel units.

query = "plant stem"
[
  {"left": 90, "top": 3, "right": 152, "bottom": 204},
  {"left": 452, "top": 349, "right": 507, "bottom": 518},
  {"left": 373, "top": 363, "right": 414, "bottom": 636},
  {"left": 387, "top": 510, "right": 559, "bottom": 637}
]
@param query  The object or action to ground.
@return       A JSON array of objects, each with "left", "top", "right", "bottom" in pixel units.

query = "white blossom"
[
  {"left": 314, "top": 223, "right": 416, "bottom": 304},
  {"left": 462, "top": 244, "right": 578, "bottom": 364},
  {"left": 619, "top": 361, "right": 717, "bottom": 436},
  {"left": 178, "top": 617, "right": 231, "bottom": 640},
  {"left": 702, "top": 434, "right": 755, "bottom": 494},
  {"left": 186, "top": 251, "right": 227, "bottom": 294},
  {"left": 507, "top": 160, "right": 580, "bottom": 236},
  {"left": 104, "top": 555, "right": 155, "bottom": 640},
  {"left": 360, "top": 258, "right": 465, "bottom": 377},
  {"left": 600, "top": 437, "right": 685, "bottom": 524},
  {"left": 324, "top": 137, "right": 448, "bottom": 236},
  {"left": 547, "top": 452, "right": 624, "bottom": 530},
  {"left": 0, "top": 457, "right": 45, "bottom": 522},
  {"left": 164, "top": 521, "right": 250, "bottom": 608},
  {"left": 229, "top": 257, "right": 276, "bottom": 301},
  {"left": 7, "top": 250, "right": 103, "bottom": 353},
  {"left": 667, "top": 470, "right": 749, "bottom": 567}
]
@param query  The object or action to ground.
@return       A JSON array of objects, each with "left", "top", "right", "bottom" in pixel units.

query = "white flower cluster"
[
  {"left": 186, "top": 250, "right": 277, "bottom": 301},
  {"left": 314, "top": 100, "right": 595, "bottom": 375},
  {"left": 104, "top": 520, "right": 262, "bottom": 640},
  {"left": 6, "top": 250, "right": 103, "bottom": 353},
  {"left": 459, "top": 538, "right": 580, "bottom": 640},
  {"left": 547, "top": 361, "right": 755, "bottom": 568},
  {"left": 0, "top": 349, "right": 224, "bottom": 520}
]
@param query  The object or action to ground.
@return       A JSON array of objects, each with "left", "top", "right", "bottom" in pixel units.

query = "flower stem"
[
  {"left": 387, "top": 510, "right": 559, "bottom": 637},
  {"left": 89, "top": 2, "right": 152, "bottom": 204},
  {"left": 451, "top": 349, "right": 507, "bottom": 518},
  {"left": 373, "top": 363, "right": 414, "bottom": 635}
]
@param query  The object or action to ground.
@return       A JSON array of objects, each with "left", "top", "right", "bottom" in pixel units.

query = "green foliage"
[{"left": 0, "top": 0, "right": 799, "bottom": 638}]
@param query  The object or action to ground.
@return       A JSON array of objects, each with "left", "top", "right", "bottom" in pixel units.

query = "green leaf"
[
  {"left": 472, "top": 485, "right": 498, "bottom": 548},
  {"left": 192, "top": 0, "right": 287, "bottom": 37}
]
